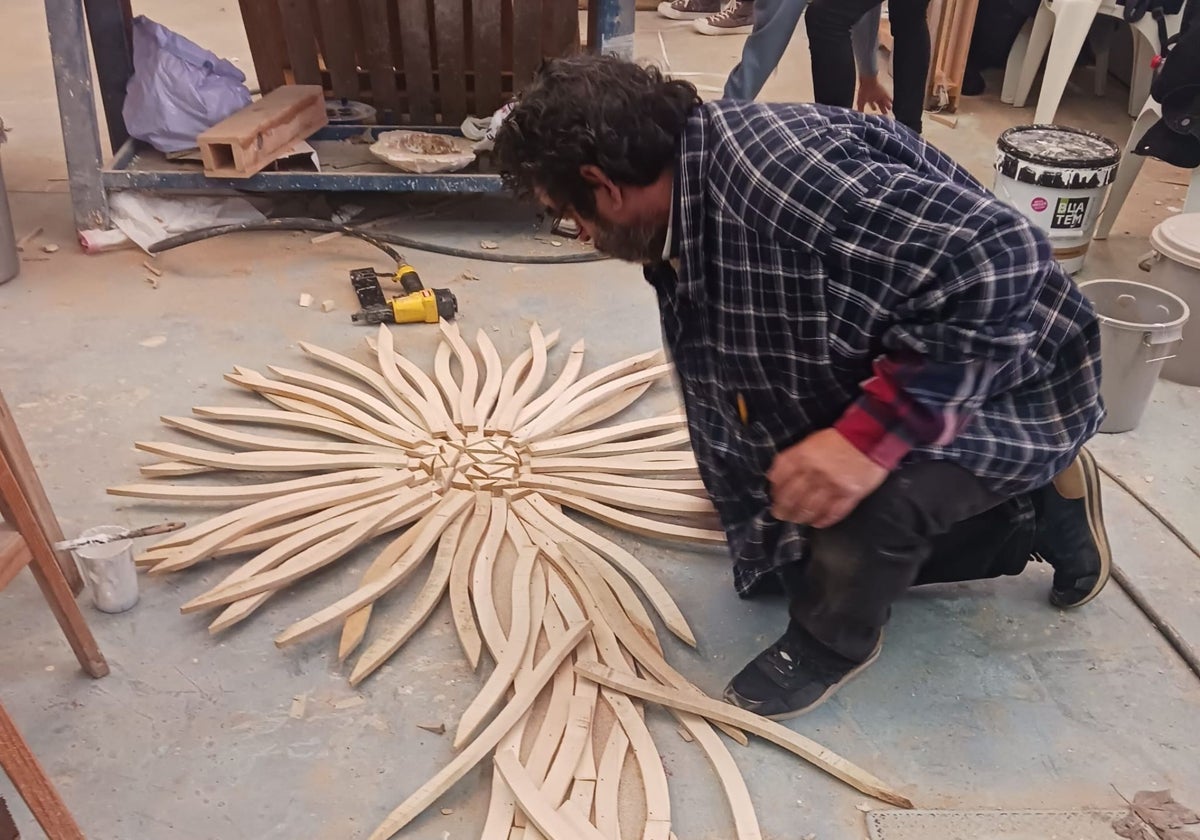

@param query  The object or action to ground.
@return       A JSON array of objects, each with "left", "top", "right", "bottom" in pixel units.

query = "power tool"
[{"left": 349, "top": 264, "right": 458, "bottom": 325}]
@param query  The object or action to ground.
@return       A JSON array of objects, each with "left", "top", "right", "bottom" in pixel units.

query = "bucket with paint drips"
[
  {"left": 72, "top": 525, "right": 140, "bottom": 613},
  {"left": 993, "top": 125, "right": 1121, "bottom": 274},
  {"left": 1079, "top": 279, "right": 1190, "bottom": 433}
]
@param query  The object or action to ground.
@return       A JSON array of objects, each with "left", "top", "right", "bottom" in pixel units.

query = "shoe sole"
[
  {"left": 723, "top": 635, "right": 883, "bottom": 722},
  {"left": 1051, "top": 447, "right": 1112, "bottom": 609},
  {"left": 693, "top": 20, "right": 754, "bottom": 34}
]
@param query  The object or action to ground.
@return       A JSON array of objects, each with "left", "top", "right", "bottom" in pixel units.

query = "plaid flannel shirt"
[{"left": 644, "top": 102, "right": 1104, "bottom": 596}]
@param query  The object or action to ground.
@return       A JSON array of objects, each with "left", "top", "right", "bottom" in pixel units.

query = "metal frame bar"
[{"left": 45, "top": 0, "right": 635, "bottom": 232}]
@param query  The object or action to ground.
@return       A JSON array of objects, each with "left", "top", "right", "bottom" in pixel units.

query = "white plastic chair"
[
  {"left": 1095, "top": 96, "right": 1200, "bottom": 238},
  {"left": 1000, "top": 0, "right": 1182, "bottom": 125}
]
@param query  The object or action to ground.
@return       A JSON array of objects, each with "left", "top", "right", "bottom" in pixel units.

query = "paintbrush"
[{"left": 54, "top": 522, "right": 187, "bottom": 551}]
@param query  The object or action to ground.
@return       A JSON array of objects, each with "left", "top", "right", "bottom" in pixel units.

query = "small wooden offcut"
[{"left": 197, "top": 85, "right": 329, "bottom": 177}]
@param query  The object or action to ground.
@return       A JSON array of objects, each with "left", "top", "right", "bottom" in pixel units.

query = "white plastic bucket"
[
  {"left": 1079, "top": 279, "right": 1190, "bottom": 433},
  {"left": 72, "top": 526, "right": 140, "bottom": 613},
  {"left": 1141, "top": 212, "right": 1200, "bottom": 386},
  {"left": 993, "top": 125, "right": 1121, "bottom": 275}
]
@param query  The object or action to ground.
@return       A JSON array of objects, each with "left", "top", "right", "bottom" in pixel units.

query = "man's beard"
[{"left": 590, "top": 217, "right": 668, "bottom": 264}]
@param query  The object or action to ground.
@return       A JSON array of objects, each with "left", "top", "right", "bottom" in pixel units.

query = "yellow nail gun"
[{"left": 349, "top": 264, "right": 458, "bottom": 325}]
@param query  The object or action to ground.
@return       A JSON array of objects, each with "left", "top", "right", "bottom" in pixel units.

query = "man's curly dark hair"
[{"left": 494, "top": 55, "right": 701, "bottom": 218}]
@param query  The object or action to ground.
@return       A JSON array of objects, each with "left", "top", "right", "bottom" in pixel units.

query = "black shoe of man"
[
  {"left": 1036, "top": 448, "right": 1112, "bottom": 608},
  {"left": 723, "top": 621, "right": 881, "bottom": 720}
]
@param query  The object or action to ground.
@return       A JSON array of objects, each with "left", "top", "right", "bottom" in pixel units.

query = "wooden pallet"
[{"left": 237, "top": 0, "right": 583, "bottom": 126}]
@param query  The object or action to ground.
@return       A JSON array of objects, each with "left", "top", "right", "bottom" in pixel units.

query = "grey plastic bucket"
[
  {"left": 1080, "top": 279, "right": 1190, "bottom": 433},
  {"left": 0, "top": 120, "right": 17, "bottom": 285}
]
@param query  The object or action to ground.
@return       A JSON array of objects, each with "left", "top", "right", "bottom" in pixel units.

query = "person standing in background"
[{"left": 807, "top": 0, "right": 933, "bottom": 134}]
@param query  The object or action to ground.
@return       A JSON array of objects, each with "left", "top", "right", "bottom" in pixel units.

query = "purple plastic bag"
[{"left": 122, "top": 16, "right": 252, "bottom": 153}]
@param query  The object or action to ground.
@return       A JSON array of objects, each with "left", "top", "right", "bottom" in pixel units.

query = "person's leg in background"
[
  {"left": 725, "top": 0, "right": 882, "bottom": 102},
  {"left": 886, "top": 0, "right": 934, "bottom": 133},
  {"left": 805, "top": 0, "right": 883, "bottom": 110}
]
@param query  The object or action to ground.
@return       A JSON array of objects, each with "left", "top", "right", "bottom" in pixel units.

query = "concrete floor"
[{"left": 3, "top": 2, "right": 1200, "bottom": 839}]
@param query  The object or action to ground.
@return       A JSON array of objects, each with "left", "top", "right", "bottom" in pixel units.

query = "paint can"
[
  {"left": 71, "top": 526, "right": 140, "bottom": 613},
  {"left": 1140, "top": 212, "right": 1200, "bottom": 386},
  {"left": 993, "top": 125, "right": 1121, "bottom": 275},
  {"left": 1079, "top": 279, "right": 1190, "bottom": 433},
  {"left": 0, "top": 118, "right": 18, "bottom": 285}
]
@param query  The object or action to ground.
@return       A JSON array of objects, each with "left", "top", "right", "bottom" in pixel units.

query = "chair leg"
[
  {"left": 1002, "top": 19, "right": 1033, "bottom": 104},
  {"left": 1184, "top": 168, "right": 1200, "bottom": 213},
  {"left": 1032, "top": 0, "right": 1103, "bottom": 123},
  {"left": 1012, "top": 3, "right": 1056, "bottom": 108},
  {"left": 0, "top": 393, "right": 83, "bottom": 595},
  {"left": 0, "top": 449, "right": 108, "bottom": 679},
  {"left": 1129, "top": 33, "right": 1156, "bottom": 117},
  {"left": 1094, "top": 105, "right": 1161, "bottom": 239},
  {"left": 0, "top": 699, "right": 86, "bottom": 840},
  {"left": 1091, "top": 18, "right": 1116, "bottom": 97}
]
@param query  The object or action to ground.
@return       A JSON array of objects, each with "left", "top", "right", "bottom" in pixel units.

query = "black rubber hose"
[{"left": 147, "top": 217, "right": 608, "bottom": 265}]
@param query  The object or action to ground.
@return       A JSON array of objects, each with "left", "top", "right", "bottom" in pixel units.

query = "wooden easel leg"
[
  {"left": 0, "top": 392, "right": 84, "bottom": 595},
  {"left": 0, "top": 699, "right": 86, "bottom": 840},
  {"left": 0, "top": 449, "right": 108, "bottom": 679}
]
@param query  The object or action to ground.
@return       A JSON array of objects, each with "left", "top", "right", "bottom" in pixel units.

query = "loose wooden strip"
[
  {"left": 601, "top": 686, "right": 672, "bottom": 835},
  {"left": 574, "top": 663, "right": 915, "bottom": 809},
  {"left": 135, "top": 441, "right": 411, "bottom": 473},
  {"left": 265, "top": 364, "right": 428, "bottom": 438},
  {"left": 520, "top": 475, "right": 714, "bottom": 517},
  {"left": 518, "top": 589, "right": 574, "bottom": 787},
  {"left": 439, "top": 321, "right": 480, "bottom": 430},
  {"left": 108, "top": 471, "right": 376, "bottom": 503},
  {"left": 570, "top": 430, "right": 692, "bottom": 458},
  {"left": 297, "top": 341, "right": 428, "bottom": 430},
  {"left": 530, "top": 455, "right": 699, "bottom": 477},
  {"left": 454, "top": 519, "right": 539, "bottom": 748},
  {"left": 527, "top": 414, "right": 688, "bottom": 457},
  {"left": 540, "top": 676, "right": 599, "bottom": 807},
  {"left": 516, "top": 338, "right": 586, "bottom": 428},
  {"left": 226, "top": 368, "right": 422, "bottom": 447},
  {"left": 513, "top": 349, "right": 664, "bottom": 442},
  {"left": 367, "top": 621, "right": 591, "bottom": 840},
  {"left": 448, "top": 493, "right": 492, "bottom": 669},
  {"left": 210, "top": 495, "right": 436, "bottom": 635},
  {"left": 485, "top": 328, "right": 562, "bottom": 433},
  {"left": 193, "top": 405, "right": 398, "bottom": 447},
  {"left": 349, "top": 510, "right": 469, "bottom": 685},
  {"left": 677, "top": 713, "right": 763, "bottom": 840},
  {"left": 471, "top": 496, "right": 511, "bottom": 659},
  {"left": 150, "top": 475, "right": 412, "bottom": 574},
  {"left": 434, "top": 342, "right": 463, "bottom": 425},
  {"left": 539, "top": 490, "right": 724, "bottom": 545},
  {"left": 474, "top": 329, "right": 505, "bottom": 427},
  {"left": 493, "top": 750, "right": 609, "bottom": 840},
  {"left": 593, "top": 722, "right": 629, "bottom": 840},
  {"left": 556, "top": 382, "right": 655, "bottom": 436},
  {"left": 375, "top": 324, "right": 457, "bottom": 437},
  {"left": 160, "top": 415, "right": 399, "bottom": 456},
  {"left": 275, "top": 491, "right": 474, "bottom": 647},
  {"left": 493, "top": 323, "right": 547, "bottom": 433},
  {"left": 139, "top": 461, "right": 215, "bottom": 478}
]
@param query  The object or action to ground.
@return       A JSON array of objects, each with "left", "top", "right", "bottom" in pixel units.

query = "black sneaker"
[
  {"left": 723, "top": 621, "right": 881, "bottom": 720},
  {"left": 1035, "top": 448, "right": 1112, "bottom": 608}
]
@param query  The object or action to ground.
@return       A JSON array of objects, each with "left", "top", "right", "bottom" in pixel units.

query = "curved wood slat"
[
  {"left": 569, "top": 430, "right": 692, "bottom": 457},
  {"left": 574, "top": 663, "right": 915, "bottom": 809},
  {"left": 192, "top": 405, "right": 399, "bottom": 448},
  {"left": 139, "top": 461, "right": 215, "bottom": 477},
  {"left": 470, "top": 496, "right": 511, "bottom": 660},
  {"left": 367, "top": 621, "right": 591, "bottom": 840},
  {"left": 539, "top": 490, "right": 725, "bottom": 545},
  {"left": 493, "top": 750, "right": 609, "bottom": 840},
  {"left": 492, "top": 323, "right": 547, "bottom": 433},
  {"left": 375, "top": 324, "right": 457, "bottom": 437},
  {"left": 519, "top": 475, "right": 714, "bottom": 517},
  {"left": 440, "top": 321, "right": 480, "bottom": 430},
  {"left": 297, "top": 340, "right": 429, "bottom": 429},
  {"left": 473, "top": 329, "right": 505, "bottom": 427},
  {"left": 108, "top": 470, "right": 376, "bottom": 503},
  {"left": 265, "top": 364, "right": 428, "bottom": 438},
  {"left": 593, "top": 719, "right": 629, "bottom": 840},
  {"left": 160, "top": 415, "right": 399, "bottom": 456},
  {"left": 530, "top": 454, "right": 698, "bottom": 477},
  {"left": 434, "top": 342, "right": 463, "bottom": 425},
  {"left": 447, "top": 493, "right": 493, "bottom": 669},
  {"left": 485, "top": 328, "right": 561, "bottom": 432},
  {"left": 516, "top": 338, "right": 585, "bottom": 428},
  {"left": 526, "top": 414, "right": 687, "bottom": 457},
  {"left": 135, "top": 441, "right": 410, "bottom": 473},
  {"left": 556, "top": 382, "right": 654, "bottom": 436},
  {"left": 550, "top": 472, "right": 708, "bottom": 493}
]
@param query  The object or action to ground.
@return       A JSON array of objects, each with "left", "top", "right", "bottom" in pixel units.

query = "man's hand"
[
  {"left": 856, "top": 75, "right": 893, "bottom": 116},
  {"left": 767, "top": 428, "right": 889, "bottom": 529}
]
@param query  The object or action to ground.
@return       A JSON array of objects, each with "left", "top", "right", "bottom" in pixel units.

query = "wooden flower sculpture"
[{"left": 111, "top": 323, "right": 911, "bottom": 840}]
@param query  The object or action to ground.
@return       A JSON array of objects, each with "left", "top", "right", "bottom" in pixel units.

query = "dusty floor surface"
[{"left": 2, "top": 2, "right": 1200, "bottom": 839}]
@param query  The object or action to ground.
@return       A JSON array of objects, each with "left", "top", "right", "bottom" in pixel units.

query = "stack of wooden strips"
[{"left": 110, "top": 323, "right": 913, "bottom": 839}]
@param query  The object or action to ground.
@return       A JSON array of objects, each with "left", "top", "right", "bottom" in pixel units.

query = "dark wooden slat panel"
[
  {"left": 542, "top": 0, "right": 580, "bottom": 59},
  {"left": 315, "top": 0, "right": 361, "bottom": 98},
  {"left": 278, "top": 0, "right": 323, "bottom": 85},
  {"left": 397, "top": 0, "right": 436, "bottom": 122},
  {"left": 359, "top": 0, "right": 401, "bottom": 116},
  {"left": 472, "top": 0, "right": 504, "bottom": 114},
  {"left": 433, "top": 0, "right": 470, "bottom": 123},
  {"left": 238, "top": 0, "right": 289, "bottom": 92},
  {"left": 511, "top": 0, "right": 542, "bottom": 93}
]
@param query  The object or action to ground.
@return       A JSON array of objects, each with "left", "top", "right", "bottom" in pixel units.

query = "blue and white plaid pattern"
[{"left": 644, "top": 102, "right": 1104, "bottom": 596}]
